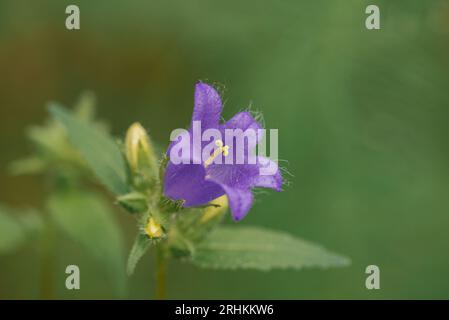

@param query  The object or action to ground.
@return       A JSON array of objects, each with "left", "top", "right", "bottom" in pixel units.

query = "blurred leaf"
[
  {"left": 0, "top": 205, "right": 42, "bottom": 254},
  {"left": 126, "top": 233, "right": 151, "bottom": 276},
  {"left": 73, "top": 91, "right": 96, "bottom": 122},
  {"left": 47, "top": 191, "right": 126, "bottom": 296},
  {"left": 9, "top": 156, "right": 47, "bottom": 175},
  {"left": 49, "top": 104, "right": 129, "bottom": 195},
  {"left": 191, "top": 226, "right": 350, "bottom": 271},
  {"left": 0, "top": 206, "right": 26, "bottom": 255},
  {"left": 26, "top": 119, "right": 82, "bottom": 167},
  {"left": 14, "top": 208, "right": 45, "bottom": 237}
]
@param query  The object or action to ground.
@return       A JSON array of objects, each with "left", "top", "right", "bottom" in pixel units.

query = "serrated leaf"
[
  {"left": 127, "top": 233, "right": 151, "bottom": 276},
  {"left": 49, "top": 104, "right": 129, "bottom": 195},
  {"left": 47, "top": 191, "right": 126, "bottom": 296},
  {"left": 191, "top": 226, "right": 350, "bottom": 271},
  {"left": 0, "top": 207, "right": 26, "bottom": 255}
]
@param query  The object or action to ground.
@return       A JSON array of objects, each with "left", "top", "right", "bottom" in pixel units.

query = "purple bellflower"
[{"left": 163, "top": 83, "right": 282, "bottom": 220}]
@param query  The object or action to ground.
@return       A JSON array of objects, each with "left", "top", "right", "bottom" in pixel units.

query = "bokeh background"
[{"left": 1, "top": 0, "right": 449, "bottom": 299}]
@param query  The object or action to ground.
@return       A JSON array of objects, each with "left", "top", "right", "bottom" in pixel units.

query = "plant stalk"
[{"left": 155, "top": 245, "right": 167, "bottom": 299}]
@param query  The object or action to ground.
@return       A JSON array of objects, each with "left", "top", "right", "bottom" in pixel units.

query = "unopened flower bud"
[
  {"left": 145, "top": 217, "right": 163, "bottom": 239},
  {"left": 125, "top": 122, "right": 157, "bottom": 175}
]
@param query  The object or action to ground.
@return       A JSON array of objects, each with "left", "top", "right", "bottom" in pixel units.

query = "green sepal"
[
  {"left": 126, "top": 233, "right": 152, "bottom": 276},
  {"left": 158, "top": 196, "right": 185, "bottom": 214}
]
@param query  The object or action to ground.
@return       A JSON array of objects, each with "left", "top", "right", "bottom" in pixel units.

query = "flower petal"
[
  {"left": 251, "top": 157, "right": 283, "bottom": 191},
  {"left": 217, "top": 184, "right": 253, "bottom": 221},
  {"left": 206, "top": 162, "right": 257, "bottom": 190},
  {"left": 163, "top": 161, "right": 224, "bottom": 206},
  {"left": 218, "top": 112, "right": 262, "bottom": 166},
  {"left": 207, "top": 157, "right": 282, "bottom": 192},
  {"left": 166, "top": 129, "right": 191, "bottom": 157},
  {"left": 221, "top": 111, "right": 262, "bottom": 140},
  {"left": 192, "top": 82, "right": 223, "bottom": 129}
]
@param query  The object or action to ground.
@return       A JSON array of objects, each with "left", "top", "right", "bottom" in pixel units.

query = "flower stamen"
[{"left": 204, "top": 139, "right": 229, "bottom": 168}]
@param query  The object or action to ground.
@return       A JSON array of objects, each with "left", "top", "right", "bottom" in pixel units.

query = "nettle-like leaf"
[
  {"left": 49, "top": 104, "right": 129, "bottom": 195},
  {"left": 191, "top": 226, "right": 350, "bottom": 271},
  {"left": 47, "top": 191, "right": 126, "bottom": 296}
]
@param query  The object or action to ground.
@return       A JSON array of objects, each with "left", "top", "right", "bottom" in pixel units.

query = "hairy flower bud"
[{"left": 144, "top": 217, "right": 163, "bottom": 239}]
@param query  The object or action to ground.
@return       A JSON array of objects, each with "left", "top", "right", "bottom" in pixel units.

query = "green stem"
[{"left": 155, "top": 246, "right": 167, "bottom": 299}]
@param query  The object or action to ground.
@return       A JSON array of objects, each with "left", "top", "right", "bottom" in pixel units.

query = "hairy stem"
[{"left": 155, "top": 245, "right": 167, "bottom": 299}]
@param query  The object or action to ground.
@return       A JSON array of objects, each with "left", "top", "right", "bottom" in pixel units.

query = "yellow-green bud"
[
  {"left": 125, "top": 122, "right": 158, "bottom": 175},
  {"left": 145, "top": 217, "right": 163, "bottom": 239}
]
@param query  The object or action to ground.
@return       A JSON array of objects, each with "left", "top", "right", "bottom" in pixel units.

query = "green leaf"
[
  {"left": 8, "top": 156, "right": 47, "bottom": 175},
  {"left": 73, "top": 91, "right": 96, "bottom": 122},
  {"left": 47, "top": 191, "right": 126, "bottom": 296},
  {"left": 0, "top": 207, "right": 26, "bottom": 255},
  {"left": 15, "top": 208, "right": 44, "bottom": 236},
  {"left": 117, "top": 192, "right": 148, "bottom": 214},
  {"left": 126, "top": 233, "right": 151, "bottom": 276},
  {"left": 49, "top": 104, "right": 129, "bottom": 195},
  {"left": 191, "top": 226, "right": 350, "bottom": 271}
]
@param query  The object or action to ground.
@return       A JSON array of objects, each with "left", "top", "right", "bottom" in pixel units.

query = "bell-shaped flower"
[{"left": 164, "top": 83, "right": 282, "bottom": 220}]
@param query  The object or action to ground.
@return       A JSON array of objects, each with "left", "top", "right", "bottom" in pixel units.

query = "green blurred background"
[{"left": 1, "top": 0, "right": 449, "bottom": 299}]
